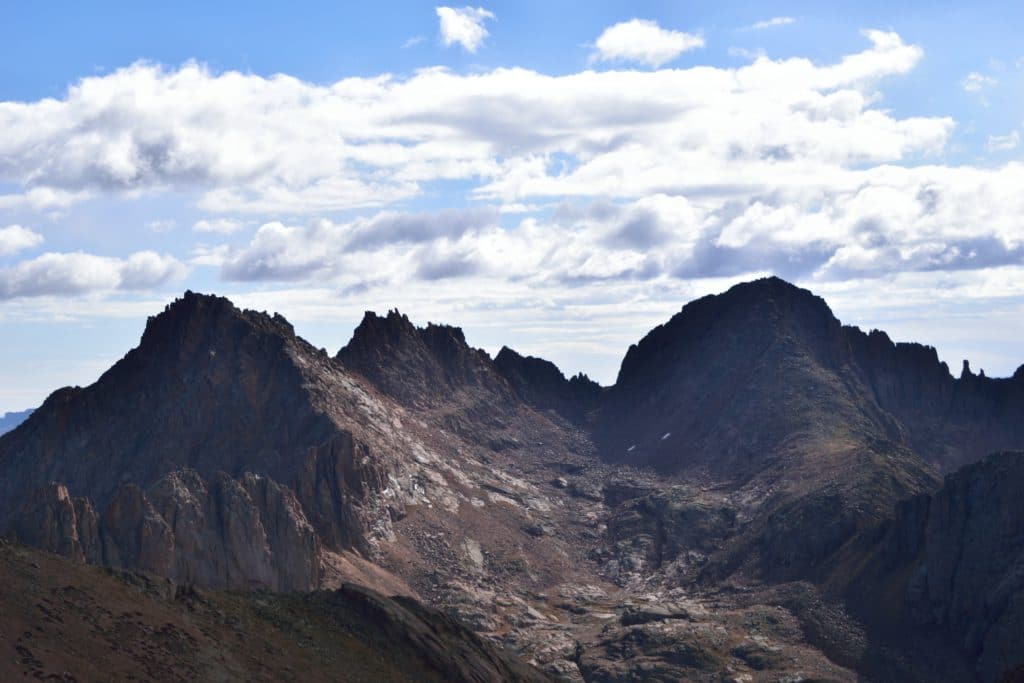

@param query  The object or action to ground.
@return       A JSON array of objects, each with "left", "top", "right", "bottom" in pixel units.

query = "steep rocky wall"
[{"left": 846, "top": 326, "right": 1024, "bottom": 471}]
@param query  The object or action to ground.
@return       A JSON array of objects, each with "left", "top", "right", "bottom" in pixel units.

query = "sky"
[{"left": 1, "top": 1, "right": 1023, "bottom": 412}]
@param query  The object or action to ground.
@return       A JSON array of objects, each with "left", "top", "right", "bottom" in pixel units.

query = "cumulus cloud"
[
  {"left": 0, "top": 225, "right": 44, "bottom": 256},
  {"left": 0, "top": 188, "right": 89, "bottom": 211},
  {"left": 591, "top": 19, "right": 704, "bottom": 67},
  {"left": 193, "top": 218, "right": 245, "bottom": 234},
  {"left": 436, "top": 6, "right": 494, "bottom": 52},
  {"left": 217, "top": 208, "right": 498, "bottom": 282},
  {"left": 0, "top": 251, "right": 186, "bottom": 300},
  {"left": 962, "top": 71, "right": 997, "bottom": 92},
  {"left": 746, "top": 17, "right": 795, "bottom": 30}
]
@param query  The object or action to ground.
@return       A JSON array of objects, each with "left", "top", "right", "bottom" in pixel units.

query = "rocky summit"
[{"left": 2, "top": 277, "right": 1023, "bottom": 682}]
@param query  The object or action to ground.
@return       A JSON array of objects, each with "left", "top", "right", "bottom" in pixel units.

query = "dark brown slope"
[
  {"left": 0, "top": 540, "right": 550, "bottom": 683},
  {"left": 0, "top": 291, "right": 416, "bottom": 591}
]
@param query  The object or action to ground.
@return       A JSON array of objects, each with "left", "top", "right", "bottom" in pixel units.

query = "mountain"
[
  {"left": 0, "top": 408, "right": 33, "bottom": 436},
  {"left": 0, "top": 291, "right": 429, "bottom": 591},
  {"left": 2, "top": 278, "right": 1023, "bottom": 681}
]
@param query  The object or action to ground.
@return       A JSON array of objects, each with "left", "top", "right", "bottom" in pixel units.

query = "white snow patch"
[{"left": 661, "top": 432, "right": 672, "bottom": 440}]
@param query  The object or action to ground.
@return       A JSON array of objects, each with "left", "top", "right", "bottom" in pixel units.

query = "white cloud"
[
  {"left": 402, "top": 36, "right": 425, "bottom": 49},
  {"left": 747, "top": 17, "right": 795, "bottom": 30},
  {"left": 193, "top": 218, "right": 246, "bottom": 234},
  {"left": 987, "top": 129, "right": 1020, "bottom": 151},
  {"left": 0, "top": 225, "right": 44, "bottom": 256},
  {"left": 962, "top": 71, "right": 997, "bottom": 92},
  {"left": 0, "top": 251, "right": 186, "bottom": 300},
  {"left": 436, "top": 6, "right": 494, "bottom": 52},
  {"left": 0, "top": 31, "right": 938, "bottom": 216},
  {"left": 591, "top": 19, "right": 704, "bottom": 67}
]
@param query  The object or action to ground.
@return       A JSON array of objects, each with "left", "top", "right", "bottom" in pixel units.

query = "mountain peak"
[
  {"left": 338, "top": 309, "right": 507, "bottom": 407},
  {"left": 615, "top": 276, "right": 840, "bottom": 389},
  {"left": 139, "top": 290, "right": 297, "bottom": 356}
]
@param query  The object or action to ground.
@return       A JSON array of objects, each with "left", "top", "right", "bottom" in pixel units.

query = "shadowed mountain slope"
[{"left": 0, "top": 539, "right": 550, "bottom": 683}]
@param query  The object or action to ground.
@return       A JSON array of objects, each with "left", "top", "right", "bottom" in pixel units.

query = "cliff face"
[
  {"left": 911, "top": 453, "right": 1024, "bottom": 681},
  {"left": 0, "top": 292, "right": 412, "bottom": 590}
]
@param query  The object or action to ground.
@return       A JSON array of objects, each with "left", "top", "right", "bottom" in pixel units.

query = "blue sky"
[{"left": 1, "top": 1, "right": 1023, "bottom": 411}]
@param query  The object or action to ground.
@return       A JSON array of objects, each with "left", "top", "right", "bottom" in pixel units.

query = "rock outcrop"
[{"left": 602, "top": 486, "right": 736, "bottom": 581}]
